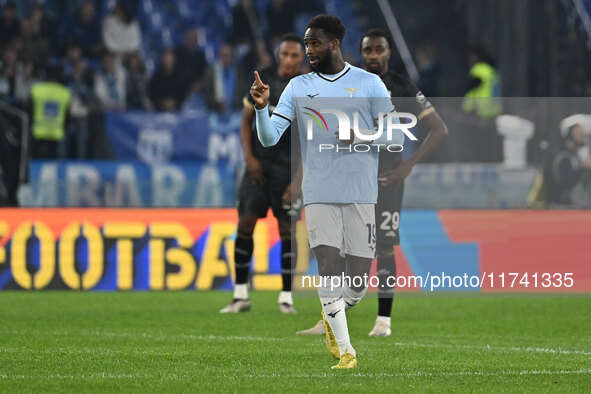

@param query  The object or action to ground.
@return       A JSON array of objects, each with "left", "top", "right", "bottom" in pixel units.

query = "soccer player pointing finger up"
[{"left": 252, "top": 15, "right": 406, "bottom": 369}]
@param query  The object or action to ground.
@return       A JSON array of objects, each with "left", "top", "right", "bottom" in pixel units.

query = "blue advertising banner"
[
  {"left": 105, "top": 110, "right": 243, "bottom": 166},
  {"left": 20, "top": 161, "right": 239, "bottom": 207}
]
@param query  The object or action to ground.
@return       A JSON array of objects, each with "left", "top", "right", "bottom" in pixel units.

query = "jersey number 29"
[{"left": 380, "top": 211, "right": 400, "bottom": 233}]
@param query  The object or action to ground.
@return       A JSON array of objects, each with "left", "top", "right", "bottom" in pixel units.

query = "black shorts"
[
  {"left": 375, "top": 180, "right": 404, "bottom": 248},
  {"left": 237, "top": 163, "right": 301, "bottom": 223}
]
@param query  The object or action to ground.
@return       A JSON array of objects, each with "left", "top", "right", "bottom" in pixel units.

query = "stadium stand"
[{"left": 1, "top": 0, "right": 591, "bottom": 208}]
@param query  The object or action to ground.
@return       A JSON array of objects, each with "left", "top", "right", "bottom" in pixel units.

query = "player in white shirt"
[{"left": 250, "top": 15, "right": 405, "bottom": 369}]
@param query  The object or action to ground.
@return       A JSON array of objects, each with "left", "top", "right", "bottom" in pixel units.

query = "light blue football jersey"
[{"left": 255, "top": 63, "right": 398, "bottom": 205}]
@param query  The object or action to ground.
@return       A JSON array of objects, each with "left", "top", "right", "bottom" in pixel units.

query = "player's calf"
[{"left": 342, "top": 285, "right": 367, "bottom": 311}]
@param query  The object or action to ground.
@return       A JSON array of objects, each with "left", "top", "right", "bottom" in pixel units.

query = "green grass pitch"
[{"left": 1, "top": 291, "right": 590, "bottom": 392}]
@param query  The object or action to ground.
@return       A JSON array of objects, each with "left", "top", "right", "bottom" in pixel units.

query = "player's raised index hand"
[{"left": 250, "top": 71, "right": 270, "bottom": 109}]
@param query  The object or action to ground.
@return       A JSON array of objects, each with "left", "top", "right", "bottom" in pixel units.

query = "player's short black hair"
[
  {"left": 359, "top": 29, "right": 393, "bottom": 53},
  {"left": 279, "top": 33, "right": 305, "bottom": 50},
  {"left": 306, "top": 14, "right": 346, "bottom": 43}
]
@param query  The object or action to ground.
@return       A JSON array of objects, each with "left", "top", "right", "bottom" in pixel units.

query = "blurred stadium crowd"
[
  {"left": 0, "top": 0, "right": 591, "bottom": 208},
  {"left": 0, "top": 0, "right": 333, "bottom": 160}
]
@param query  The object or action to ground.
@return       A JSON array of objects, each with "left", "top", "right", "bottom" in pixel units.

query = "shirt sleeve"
[
  {"left": 254, "top": 81, "right": 294, "bottom": 147},
  {"left": 400, "top": 77, "right": 435, "bottom": 120},
  {"left": 371, "top": 75, "right": 395, "bottom": 120},
  {"left": 255, "top": 105, "right": 291, "bottom": 147},
  {"left": 369, "top": 76, "right": 404, "bottom": 145}
]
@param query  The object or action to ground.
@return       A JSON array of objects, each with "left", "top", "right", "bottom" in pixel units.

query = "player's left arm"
[{"left": 380, "top": 92, "right": 448, "bottom": 187}]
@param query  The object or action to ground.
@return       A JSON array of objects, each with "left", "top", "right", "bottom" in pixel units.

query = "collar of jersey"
[{"left": 317, "top": 63, "right": 351, "bottom": 82}]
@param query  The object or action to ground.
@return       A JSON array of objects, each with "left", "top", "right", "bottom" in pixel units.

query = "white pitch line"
[
  {"left": 392, "top": 342, "right": 591, "bottom": 356},
  {"left": 0, "top": 373, "right": 149, "bottom": 380},
  {"left": 244, "top": 369, "right": 591, "bottom": 379},
  {"left": 2, "top": 331, "right": 590, "bottom": 357},
  {"left": 3, "top": 369, "right": 590, "bottom": 380}
]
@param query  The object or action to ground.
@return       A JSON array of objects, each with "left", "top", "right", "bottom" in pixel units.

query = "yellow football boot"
[
  {"left": 321, "top": 311, "right": 340, "bottom": 359},
  {"left": 331, "top": 351, "right": 357, "bottom": 369}
]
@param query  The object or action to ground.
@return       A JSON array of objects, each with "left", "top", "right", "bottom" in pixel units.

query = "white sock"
[
  {"left": 319, "top": 288, "right": 355, "bottom": 356},
  {"left": 234, "top": 283, "right": 248, "bottom": 300},
  {"left": 376, "top": 315, "right": 391, "bottom": 326},
  {"left": 278, "top": 291, "right": 293, "bottom": 305},
  {"left": 342, "top": 285, "right": 367, "bottom": 311}
]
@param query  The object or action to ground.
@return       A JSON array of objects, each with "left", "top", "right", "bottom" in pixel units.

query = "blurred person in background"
[
  {"left": 29, "top": 4, "right": 57, "bottom": 53},
  {"left": 14, "top": 18, "right": 50, "bottom": 71},
  {"left": 229, "top": 0, "right": 272, "bottom": 73},
  {"left": 63, "top": 41, "right": 97, "bottom": 159},
  {"left": 463, "top": 43, "right": 502, "bottom": 117},
  {"left": 0, "top": 2, "right": 20, "bottom": 50},
  {"left": 175, "top": 27, "right": 208, "bottom": 92},
  {"left": 265, "top": 0, "right": 296, "bottom": 47},
  {"left": 0, "top": 109, "right": 20, "bottom": 206},
  {"left": 0, "top": 43, "right": 36, "bottom": 106},
  {"left": 123, "top": 52, "right": 152, "bottom": 111},
  {"left": 229, "top": 0, "right": 258, "bottom": 47},
  {"left": 62, "top": 41, "right": 86, "bottom": 81},
  {"left": 13, "top": 60, "right": 36, "bottom": 105},
  {"left": 202, "top": 43, "right": 246, "bottom": 112},
  {"left": 415, "top": 44, "right": 439, "bottom": 97},
  {"left": 461, "top": 43, "right": 503, "bottom": 162},
  {"left": 148, "top": 47, "right": 189, "bottom": 112},
  {"left": 220, "top": 33, "right": 305, "bottom": 315},
  {"left": 94, "top": 52, "right": 126, "bottom": 111},
  {"left": 30, "top": 64, "right": 71, "bottom": 159},
  {"left": 60, "top": 0, "right": 104, "bottom": 58},
  {"left": 0, "top": 45, "right": 20, "bottom": 101},
  {"left": 548, "top": 124, "right": 591, "bottom": 206},
  {"left": 102, "top": 1, "right": 141, "bottom": 59}
]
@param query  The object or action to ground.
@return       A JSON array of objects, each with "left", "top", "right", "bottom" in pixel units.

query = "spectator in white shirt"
[
  {"left": 94, "top": 51, "right": 126, "bottom": 111},
  {"left": 102, "top": 1, "right": 141, "bottom": 57}
]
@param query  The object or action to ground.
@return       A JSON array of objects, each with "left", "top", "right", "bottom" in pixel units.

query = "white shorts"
[{"left": 305, "top": 203, "right": 376, "bottom": 259}]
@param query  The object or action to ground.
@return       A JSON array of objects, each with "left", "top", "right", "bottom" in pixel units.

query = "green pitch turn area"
[{"left": 1, "top": 291, "right": 589, "bottom": 392}]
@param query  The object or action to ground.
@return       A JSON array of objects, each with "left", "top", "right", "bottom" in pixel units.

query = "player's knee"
[
  {"left": 377, "top": 247, "right": 396, "bottom": 287},
  {"left": 280, "top": 232, "right": 295, "bottom": 268},
  {"left": 237, "top": 216, "right": 258, "bottom": 235},
  {"left": 315, "top": 246, "right": 344, "bottom": 277},
  {"left": 376, "top": 247, "right": 394, "bottom": 260},
  {"left": 343, "top": 284, "right": 367, "bottom": 309}
]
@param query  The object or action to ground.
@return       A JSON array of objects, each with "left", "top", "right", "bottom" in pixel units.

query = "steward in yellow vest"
[
  {"left": 462, "top": 45, "right": 502, "bottom": 118},
  {"left": 30, "top": 65, "right": 71, "bottom": 159}
]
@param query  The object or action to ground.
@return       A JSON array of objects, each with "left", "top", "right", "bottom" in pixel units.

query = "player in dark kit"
[
  {"left": 221, "top": 34, "right": 305, "bottom": 314},
  {"left": 297, "top": 29, "right": 447, "bottom": 336},
  {"left": 364, "top": 29, "right": 447, "bottom": 336}
]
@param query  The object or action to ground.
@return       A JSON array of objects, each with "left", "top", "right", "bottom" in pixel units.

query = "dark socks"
[
  {"left": 234, "top": 232, "right": 254, "bottom": 285},
  {"left": 280, "top": 234, "right": 295, "bottom": 292},
  {"left": 377, "top": 250, "right": 396, "bottom": 317}
]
